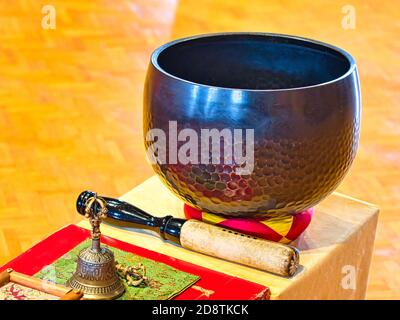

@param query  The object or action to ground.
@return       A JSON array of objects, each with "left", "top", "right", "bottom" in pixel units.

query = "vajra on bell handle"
[{"left": 84, "top": 193, "right": 108, "bottom": 253}]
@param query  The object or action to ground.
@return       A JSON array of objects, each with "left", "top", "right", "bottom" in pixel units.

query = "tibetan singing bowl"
[{"left": 143, "top": 33, "right": 361, "bottom": 217}]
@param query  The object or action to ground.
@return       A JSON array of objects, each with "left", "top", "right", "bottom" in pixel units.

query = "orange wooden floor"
[{"left": 0, "top": 0, "right": 398, "bottom": 299}]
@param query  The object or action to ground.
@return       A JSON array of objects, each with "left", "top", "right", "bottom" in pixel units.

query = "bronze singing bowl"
[{"left": 143, "top": 33, "right": 361, "bottom": 217}]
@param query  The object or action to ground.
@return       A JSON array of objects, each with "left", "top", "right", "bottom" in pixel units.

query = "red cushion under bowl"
[{"left": 183, "top": 204, "right": 313, "bottom": 244}]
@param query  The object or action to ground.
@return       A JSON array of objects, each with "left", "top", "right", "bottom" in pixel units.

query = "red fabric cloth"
[{"left": 184, "top": 205, "right": 313, "bottom": 243}]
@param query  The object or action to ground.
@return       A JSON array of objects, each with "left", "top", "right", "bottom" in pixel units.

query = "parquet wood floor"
[{"left": 0, "top": 0, "right": 398, "bottom": 299}]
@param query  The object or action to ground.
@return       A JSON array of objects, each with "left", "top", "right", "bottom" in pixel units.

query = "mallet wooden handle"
[
  {"left": 59, "top": 290, "right": 84, "bottom": 300},
  {"left": 77, "top": 191, "right": 300, "bottom": 277},
  {"left": 0, "top": 270, "right": 11, "bottom": 287},
  {"left": 181, "top": 220, "right": 299, "bottom": 277},
  {"left": 0, "top": 269, "right": 84, "bottom": 299}
]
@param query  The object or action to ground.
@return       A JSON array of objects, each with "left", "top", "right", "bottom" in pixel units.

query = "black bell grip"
[{"left": 76, "top": 191, "right": 186, "bottom": 244}]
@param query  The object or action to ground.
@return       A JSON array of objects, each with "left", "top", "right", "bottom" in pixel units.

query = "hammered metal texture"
[{"left": 143, "top": 33, "right": 361, "bottom": 217}]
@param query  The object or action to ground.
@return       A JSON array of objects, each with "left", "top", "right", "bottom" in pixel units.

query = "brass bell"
[{"left": 67, "top": 194, "right": 125, "bottom": 300}]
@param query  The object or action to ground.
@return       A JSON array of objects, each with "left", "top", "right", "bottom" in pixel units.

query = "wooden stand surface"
[{"left": 77, "top": 176, "right": 379, "bottom": 299}]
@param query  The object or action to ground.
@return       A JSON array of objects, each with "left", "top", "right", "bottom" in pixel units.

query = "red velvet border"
[{"left": 0, "top": 224, "right": 270, "bottom": 300}]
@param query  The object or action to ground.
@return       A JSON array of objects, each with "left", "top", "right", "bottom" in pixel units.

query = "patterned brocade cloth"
[
  {"left": 0, "top": 283, "right": 58, "bottom": 300},
  {"left": 34, "top": 240, "right": 200, "bottom": 300}
]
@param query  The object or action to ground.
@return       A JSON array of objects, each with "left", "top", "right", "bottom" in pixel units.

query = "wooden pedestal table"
[{"left": 76, "top": 176, "right": 379, "bottom": 300}]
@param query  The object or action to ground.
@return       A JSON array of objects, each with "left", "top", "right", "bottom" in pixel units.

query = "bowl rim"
[{"left": 150, "top": 32, "right": 357, "bottom": 92}]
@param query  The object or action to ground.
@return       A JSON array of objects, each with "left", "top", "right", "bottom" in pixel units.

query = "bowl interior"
[{"left": 156, "top": 34, "right": 351, "bottom": 90}]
